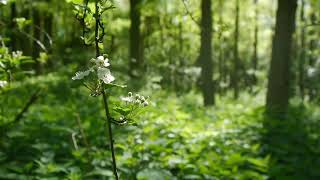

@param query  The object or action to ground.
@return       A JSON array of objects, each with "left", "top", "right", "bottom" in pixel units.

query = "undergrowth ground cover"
[{"left": 1, "top": 71, "right": 320, "bottom": 179}]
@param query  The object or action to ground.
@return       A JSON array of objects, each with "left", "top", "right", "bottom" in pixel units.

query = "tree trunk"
[
  {"left": 129, "top": 0, "right": 142, "bottom": 78},
  {"left": 32, "top": 8, "right": 42, "bottom": 74},
  {"left": 252, "top": 0, "right": 258, "bottom": 86},
  {"left": 266, "top": 0, "right": 297, "bottom": 116},
  {"left": 44, "top": 10, "right": 53, "bottom": 50},
  {"left": 10, "top": 2, "right": 17, "bottom": 51},
  {"left": 298, "top": 0, "right": 306, "bottom": 100},
  {"left": 44, "top": 0, "right": 53, "bottom": 67},
  {"left": 218, "top": 0, "right": 224, "bottom": 94},
  {"left": 232, "top": 0, "right": 240, "bottom": 99},
  {"left": 199, "top": 0, "right": 214, "bottom": 106},
  {"left": 21, "top": 4, "right": 32, "bottom": 56}
]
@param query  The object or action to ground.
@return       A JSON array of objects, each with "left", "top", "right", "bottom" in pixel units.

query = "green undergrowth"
[{"left": 0, "top": 73, "right": 319, "bottom": 179}]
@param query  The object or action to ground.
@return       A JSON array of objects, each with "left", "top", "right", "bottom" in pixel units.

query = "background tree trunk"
[
  {"left": 266, "top": 0, "right": 297, "bottom": 116},
  {"left": 298, "top": 0, "right": 306, "bottom": 100},
  {"left": 32, "top": 8, "right": 42, "bottom": 74},
  {"left": 218, "top": 0, "right": 224, "bottom": 95},
  {"left": 232, "top": 0, "right": 240, "bottom": 99},
  {"left": 129, "top": 0, "right": 142, "bottom": 78},
  {"left": 252, "top": 0, "right": 258, "bottom": 87},
  {"left": 199, "top": 0, "right": 214, "bottom": 106},
  {"left": 10, "top": 2, "right": 16, "bottom": 51}
]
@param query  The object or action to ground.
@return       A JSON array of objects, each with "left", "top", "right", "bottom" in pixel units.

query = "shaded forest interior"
[{"left": 1, "top": 0, "right": 320, "bottom": 179}]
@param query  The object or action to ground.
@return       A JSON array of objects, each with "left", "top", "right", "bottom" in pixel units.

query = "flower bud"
[{"left": 143, "top": 101, "right": 149, "bottom": 107}]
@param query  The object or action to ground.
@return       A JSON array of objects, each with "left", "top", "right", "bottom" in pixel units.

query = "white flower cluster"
[
  {"left": 121, "top": 92, "right": 149, "bottom": 107},
  {"left": 72, "top": 56, "right": 115, "bottom": 84},
  {"left": 12, "top": 51, "right": 23, "bottom": 58},
  {"left": 0, "top": 80, "right": 7, "bottom": 88}
]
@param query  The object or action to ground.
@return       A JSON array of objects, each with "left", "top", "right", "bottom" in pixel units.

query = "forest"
[{"left": 0, "top": 0, "right": 320, "bottom": 179}]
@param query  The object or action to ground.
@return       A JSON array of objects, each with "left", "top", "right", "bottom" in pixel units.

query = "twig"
[
  {"left": 181, "top": 0, "right": 200, "bottom": 26},
  {"left": 17, "top": 29, "right": 47, "bottom": 52},
  {"left": 1, "top": 19, "right": 51, "bottom": 51},
  {"left": 75, "top": 113, "right": 90, "bottom": 148},
  {"left": 33, "top": 24, "right": 52, "bottom": 47},
  {"left": 13, "top": 88, "right": 42, "bottom": 124},
  {"left": 72, "top": 132, "right": 79, "bottom": 150}
]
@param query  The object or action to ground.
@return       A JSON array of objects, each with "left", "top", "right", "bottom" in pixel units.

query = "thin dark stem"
[
  {"left": 95, "top": 0, "right": 100, "bottom": 56},
  {"left": 94, "top": 0, "right": 119, "bottom": 179},
  {"left": 13, "top": 88, "right": 42, "bottom": 124},
  {"left": 102, "top": 90, "right": 119, "bottom": 180},
  {"left": 181, "top": 0, "right": 200, "bottom": 26}
]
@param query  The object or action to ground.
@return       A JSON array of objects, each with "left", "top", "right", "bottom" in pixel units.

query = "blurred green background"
[{"left": 1, "top": 0, "right": 320, "bottom": 179}]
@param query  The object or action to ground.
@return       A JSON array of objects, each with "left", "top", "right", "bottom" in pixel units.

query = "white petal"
[
  {"left": 97, "top": 67, "right": 109, "bottom": 79},
  {"left": 97, "top": 67, "right": 115, "bottom": 84},
  {"left": 72, "top": 70, "right": 91, "bottom": 80},
  {"left": 103, "top": 58, "right": 110, "bottom": 67},
  {"left": 97, "top": 56, "right": 104, "bottom": 61},
  {"left": 102, "top": 73, "right": 115, "bottom": 84},
  {"left": 121, "top": 96, "right": 133, "bottom": 103},
  {"left": 91, "top": 56, "right": 104, "bottom": 67}
]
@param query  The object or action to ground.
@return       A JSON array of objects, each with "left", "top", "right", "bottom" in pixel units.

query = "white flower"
[
  {"left": 12, "top": 51, "right": 23, "bottom": 58},
  {"left": 143, "top": 101, "right": 149, "bottom": 107},
  {"left": 121, "top": 96, "right": 133, "bottom": 103},
  {"left": 92, "top": 56, "right": 110, "bottom": 67},
  {"left": 0, "top": 80, "right": 7, "bottom": 88},
  {"left": 103, "top": 58, "right": 110, "bottom": 67},
  {"left": 72, "top": 69, "right": 91, "bottom": 80},
  {"left": 97, "top": 67, "right": 115, "bottom": 84},
  {"left": 121, "top": 92, "right": 149, "bottom": 106}
]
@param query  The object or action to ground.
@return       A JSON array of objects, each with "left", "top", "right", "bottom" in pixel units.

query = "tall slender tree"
[
  {"left": 129, "top": 0, "right": 142, "bottom": 78},
  {"left": 199, "top": 0, "right": 214, "bottom": 106},
  {"left": 298, "top": 0, "right": 306, "bottom": 100},
  {"left": 21, "top": 1, "right": 32, "bottom": 56},
  {"left": 252, "top": 0, "right": 259, "bottom": 86},
  {"left": 10, "top": 1, "right": 16, "bottom": 51},
  {"left": 44, "top": 0, "right": 53, "bottom": 49},
  {"left": 218, "top": 0, "right": 224, "bottom": 94},
  {"left": 266, "top": 0, "right": 298, "bottom": 116},
  {"left": 232, "top": 0, "right": 240, "bottom": 99},
  {"left": 32, "top": 7, "right": 42, "bottom": 74}
]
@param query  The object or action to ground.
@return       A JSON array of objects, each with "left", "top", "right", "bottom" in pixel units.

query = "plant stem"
[
  {"left": 102, "top": 90, "right": 119, "bottom": 180},
  {"left": 94, "top": 0, "right": 119, "bottom": 179}
]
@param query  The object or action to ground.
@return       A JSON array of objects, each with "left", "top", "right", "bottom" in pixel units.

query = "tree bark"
[
  {"left": 298, "top": 0, "right": 306, "bottom": 100},
  {"left": 252, "top": 0, "right": 259, "bottom": 86},
  {"left": 10, "top": 2, "right": 17, "bottom": 51},
  {"left": 218, "top": 0, "right": 224, "bottom": 94},
  {"left": 232, "top": 0, "right": 240, "bottom": 99},
  {"left": 129, "top": 0, "right": 142, "bottom": 78},
  {"left": 21, "top": 3, "right": 32, "bottom": 56},
  {"left": 199, "top": 0, "right": 214, "bottom": 106},
  {"left": 266, "top": 0, "right": 297, "bottom": 116},
  {"left": 32, "top": 8, "right": 42, "bottom": 74}
]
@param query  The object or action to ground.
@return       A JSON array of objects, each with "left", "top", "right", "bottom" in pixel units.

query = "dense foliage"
[{"left": 0, "top": 0, "right": 320, "bottom": 179}]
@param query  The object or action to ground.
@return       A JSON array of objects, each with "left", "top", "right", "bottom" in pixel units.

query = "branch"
[
  {"left": 13, "top": 88, "right": 42, "bottom": 124},
  {"left": 75, "top": 113, "right": 90, "bottom": 148},
  {"left": 17, "top": 29, "right": 48, "bottom": 52},
  {"left": 181, "top": 0, "right": 200, "bottom": 26}
]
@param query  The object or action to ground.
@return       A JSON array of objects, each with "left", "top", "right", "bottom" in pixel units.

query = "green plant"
[{"left": 71, "top": 0, "right": 148, "bottom": 179}]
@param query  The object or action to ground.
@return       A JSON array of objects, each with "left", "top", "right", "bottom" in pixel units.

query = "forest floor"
[{"left": 1, "top": 70, "right": 320, "bottom": 179}]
